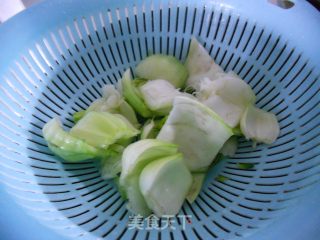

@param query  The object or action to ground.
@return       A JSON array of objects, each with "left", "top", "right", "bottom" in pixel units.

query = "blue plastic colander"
[{"left": 0, "top": 0, "right": 319, "bottom": 239}]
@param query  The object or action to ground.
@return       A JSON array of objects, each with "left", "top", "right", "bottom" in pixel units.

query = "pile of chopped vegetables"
[{"left": 43, "top": 38, "right": 280, "bottom": 217}]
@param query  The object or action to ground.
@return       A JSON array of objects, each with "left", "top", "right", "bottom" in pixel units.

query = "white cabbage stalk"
[
  {"left": 240, "top": 105, "right": 280, "bottom": 144},
  {"left": 157, "top": 96, "right": 233, "bottom": 171},
  {"left": 199, "top": 72, "right": 256, "bottom": 127},
  {"left": 220, "top": 136, "right": 238, "bottom": 157},
  {"left": 139, "top": 154, "right": 192, "bottom": 216},
  {"left": 198, "top": 72, "right": 256, "bottom": 105},
  {"left": 202, "top": 94, "right": 244, "bottom": 128},
  {"left": 139, "top": 79, "right": 180, "bottom": 116},
  {"left": 185, "top": 38, "right": 224, "bottom": 91}
]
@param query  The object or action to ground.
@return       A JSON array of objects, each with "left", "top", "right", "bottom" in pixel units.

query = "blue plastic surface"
[
  {"left": 0, "top": 0, "right": 319, "bottom": 239},
  {"left": 0, "top": 184, "right": 68, "bottom": 240}
]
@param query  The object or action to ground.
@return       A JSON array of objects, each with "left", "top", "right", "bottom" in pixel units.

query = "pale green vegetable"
[
  {"left": 114, "top": 176, "right": 128, "bottom": 200},
  {"left": 135, "top": 54, "right": 188, "bottom": 88},
  {"left": 185, "top": 38, "right": 224, "bottom": 91},
  {"left": 216, "top": 175, "right": 229, "bottom": 182},
  {"left": 87, "top": 85, "right": 122, "bottom": 112},
  {"left": 141, "top": 120, "right": 157, "bottom": 139},
  {"left": 139, "top": 79, "right": 180, "bottom": 116},
  {"left": 73, "top": 110, "right": 86, "bottom": 123},
  {"left": 120, "top": 139, "right": 179, "bottom": 216},
  {"left": 100, "top": 142, "right": 133, "bottom": 180},
  {"left": 186, "top": 173, "right": 205, "bottom": 204},
  {"left": 240, "top": 105, "right": 280, "bottom": 144},
  {"left": 121, "top": 69, "right": 153, "bottom": 118},
  {"left": 118, "top": 101, "right": 140, "bottom": 128},
  {"left": 237, "top": 163, "right": 255, "bottom": 169},
  {"left": 125, "top": 176, "right": 151, "bottom": 216},
  {"left": 220, "top": 136, "right": 238, "bottom": 157},
  {"left": 120, "top": 139, "right": 179, "bottom": 181},
  {"left": 74, "top": 85, "right": 139, "bottom": 127},
  {"left": 42, "top": 118, "right": 100, "bottom": 161},
  {"left": 70, "top": 111, "right": 139, "bottom": 149},
  {"left": 157, "top": 96, "right": 233, "bottom": 171},
  {"left": 139, "top": 153, "right": 192, "bottom": 216},
  {"left": 232, "top": 127, "right": 242, "bottom": 136},
  {"left": 100, "top": 154, "right": 122, "bottom": 179}
]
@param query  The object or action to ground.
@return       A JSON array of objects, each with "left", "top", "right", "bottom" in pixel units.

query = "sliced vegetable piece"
[
  {"left": 198, "top": 72, "right": 256, "bottom": 127},
  {"left": 120, "top": 139, "right": 179, "bottom": 182},
  {"left": 120, "top": 139, "right": 179, "bottom": 216},
  {"left": 73, "top": 110, "right": 86, "bottom": 123},
  {"left": 202, "top": 94, "right": 244, "bottom": 128},
  {"left": 43, "top": 118, "right": 99, "bottom": 161},
  {"left": 118, "top": 101, "right": 140, "bottom": 128},
  {"left": 220, "top": 136, "right": 238, "bottom": 157},
  {"left": 135, "top": 54, "right": 188, "bottom": 88},
  {"left": 157, "top": 96, "right": 233, "bottom": 171},
  {"left": 185, "top": 39, "right": 256, "bottom": 127},
  {"left": 141, "top": 120, "right": 157, "bottom": 139},
  {"left": 139, "top": 154, "right": 192, "bottom": 216},
  {"left": 114, "top": 176, "right": 127, "bottom": 200},
  {"left": 101, "top": 140, "right": 135, "bottom": 180},
  {"left": 87, "top": 85, "right": 122, "bottom": 113},
  {"left": 186, "top": 173, "right": 205, "bottom": 203},
  {"left": 199, "top": 72, "right": 256, "bottom": 105},
  {"left": 240, "top": 105, "right": 280, "bottom": 144},
  {"left": 185, "top": 38, "right": 220, "bottom": 75},
  {"left": 215, "top": 175, "right": 229, "bottom": 182},
  {"left": 139, "top": 79, "right": 180, "bottom": 115},
  {"left": 96, "top": 85, "right": 139, "bottom": 127},
  {"left": 232, "top": 127, "right": 242, "bottom": 136},
  {"left": 100, "top": 154, "right": 122, "bottom": 179},
  {"left": 185, "top": 38, "right": 224, "bottom": 90},
  {"left": 184, "top": 86, "right": 196, "bottom": 94},
  {"left": 187, "top": 67, "right": 225, "bottom": 92},
  {"left": 73, "top": 85, "right": 139, "bottom": 127},
  {"left": 70, "top": 111, "right": 139, "bottom": 149},
  {"left": 141, "top": 116, "right": 168, "bottom": 140},
  {"left": 125, "top": 175, "right": 151, "bottom": 216},
  {"left": 237, "top": 163, "right": 255, "bottom": 169},
  {"left": 121, "top": 69, "right": 153, "bottom": 118}
]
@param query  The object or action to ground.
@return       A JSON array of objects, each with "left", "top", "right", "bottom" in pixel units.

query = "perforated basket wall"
[{"left": 0, "top": 0, "right": 319, "bottom": 240}]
